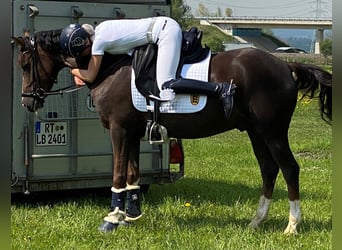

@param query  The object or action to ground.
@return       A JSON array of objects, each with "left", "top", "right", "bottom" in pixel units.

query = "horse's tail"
[{"left": 288, "top": 62, "right": 332, "bottom": 122}]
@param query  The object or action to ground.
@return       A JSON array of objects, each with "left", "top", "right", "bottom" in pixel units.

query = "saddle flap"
[{"left": 132, "top": 44, "right": 158, "bottom": 98}]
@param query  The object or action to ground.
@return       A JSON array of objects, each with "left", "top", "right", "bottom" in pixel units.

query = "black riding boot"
[
  {"left": 162, "top": 78, "right": 236, "bottom": 119},
  {"left": 126, "top": 188, "right": 143, "bottom": 221}
]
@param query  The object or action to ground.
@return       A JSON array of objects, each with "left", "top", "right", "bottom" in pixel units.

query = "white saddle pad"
[{"left": 131, "top": 52, "right": 211, "bottom": 113}]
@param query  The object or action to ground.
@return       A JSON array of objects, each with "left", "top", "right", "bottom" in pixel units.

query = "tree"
[
  {"left": 171, "top": 0, "right": 193, "bottom": 28},
  {"left": 320, "top": 38, "right": 332, "bottom": 58},
  {"left": 200, "top": 25, "right": 232, "bottom": 52},
  {"left": 225, "top": 8, "right": 233, "bottom": 17},
  {"left": 204, "top": 37, "right": 225, "bottom": 52},
  {"left": 170, "top": 0, "right": 230, "bottom": 52},
  {"left": 196, "top": 3, "right": 210, "bottom": 17}
]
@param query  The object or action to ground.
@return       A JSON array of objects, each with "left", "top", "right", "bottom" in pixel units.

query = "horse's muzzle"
[{"left": 21, "top": 94, "right": 45, "bottom": 112}]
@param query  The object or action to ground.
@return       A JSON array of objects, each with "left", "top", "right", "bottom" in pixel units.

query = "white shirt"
[
  {"left": 90, "top": 16, "right": 182, "bottom": 88},
  {"left": 92, "top": 18, "right": 154, "bottom": 56}
]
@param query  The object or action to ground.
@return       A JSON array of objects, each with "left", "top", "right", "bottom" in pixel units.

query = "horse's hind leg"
[
  {"left": 263, "top": 130, "right": 301, "bottom": 234},
  {"left": 247, "top": 128, "right": 280, "bottom": 229},
  {"left": 269, "top": 139, "right": 300, "bottom": 233}
]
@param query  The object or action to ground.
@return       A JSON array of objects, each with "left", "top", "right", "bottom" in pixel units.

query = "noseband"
[{"left": 21, "top": 36, "right": 82, "bottom": 103}]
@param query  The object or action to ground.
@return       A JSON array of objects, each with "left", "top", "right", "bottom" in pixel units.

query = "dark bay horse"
[{"left": 12, "top": 29, "right": 332, "bottom": 234}]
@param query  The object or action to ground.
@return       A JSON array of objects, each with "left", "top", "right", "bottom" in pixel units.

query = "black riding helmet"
[{"left": 60, "top": 24, "right": 90, "bottom": 57}]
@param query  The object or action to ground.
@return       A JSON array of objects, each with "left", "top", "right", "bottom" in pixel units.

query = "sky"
[{"left": 184, "top": 0, "right": 332, "bottom": 18}]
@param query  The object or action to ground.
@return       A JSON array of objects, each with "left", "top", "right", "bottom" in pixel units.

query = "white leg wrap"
[
  {"left": 284, "top": 200, "right": 301, "bottom": 234},
  {"left": 249, "top": 195, "right": 271, "bottom": 229},
  {"left": 126, "top": 184, "right": 140, "bottom": 191},
  {"left": 103, "top": 207, "right": 126, "bottom": 224},
  {"left": 126, "top": 182, "right": 140, "bottom": 191},
  {"left": 111, "top": 186, "right": 127, "bottom": 193}
]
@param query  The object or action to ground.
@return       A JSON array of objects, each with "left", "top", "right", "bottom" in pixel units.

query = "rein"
[
  {"left": 21, "top": 36, "right": 85, "bottom": 102},
  {"left": 21, "top": 84, "right": 86, "bottom": 101}
]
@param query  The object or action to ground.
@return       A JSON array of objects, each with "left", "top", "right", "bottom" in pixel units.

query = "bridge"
[{"left": 196, "top": 17, "right": 332, "bottom": 54}]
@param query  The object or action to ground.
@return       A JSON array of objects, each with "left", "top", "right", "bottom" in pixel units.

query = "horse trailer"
[{"left": 10, "top": 0, "right": 184, "bottom": 194}]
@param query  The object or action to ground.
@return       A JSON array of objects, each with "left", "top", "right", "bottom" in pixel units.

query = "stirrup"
[{"left": 148, "top": 121, "right": 168, "bottom": 144}]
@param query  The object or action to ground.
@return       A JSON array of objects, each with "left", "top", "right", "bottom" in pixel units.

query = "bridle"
[{"left": 20, "top": 36, "right": 84, "bottom": 103}]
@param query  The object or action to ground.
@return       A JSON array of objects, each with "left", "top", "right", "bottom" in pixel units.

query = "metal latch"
[
  {"left": 153, "top": 9, "right": 165, "bottom": 16},
  {"left": 71, "top": 6, "right": 83, "bottom": 22},
  {"left": 28, "top": 4, "right": 39, "bottom": 17},
  {"left": 114, "top": 8, "right": 125, "bottom": 18}
]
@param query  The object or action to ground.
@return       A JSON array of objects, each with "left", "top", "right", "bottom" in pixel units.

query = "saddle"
[
  {"left": 132, "top": 27, "right": 211, "bottom": 144},
  {"left": 132, "top": 27, "right": 210, "bottom": 99}
]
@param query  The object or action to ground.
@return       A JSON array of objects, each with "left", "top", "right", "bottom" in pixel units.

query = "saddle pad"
[{"left": 131, "top": 52, "right": 211, "bottom": 113}]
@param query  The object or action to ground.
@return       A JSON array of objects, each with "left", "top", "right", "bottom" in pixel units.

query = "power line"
[{"left": 187, "top": 0, "right": 332, "bottom": 18}]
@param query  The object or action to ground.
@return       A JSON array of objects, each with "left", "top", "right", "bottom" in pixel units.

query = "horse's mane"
[{"left": 34, "top": 29, "right": 63, "bottom": 54}]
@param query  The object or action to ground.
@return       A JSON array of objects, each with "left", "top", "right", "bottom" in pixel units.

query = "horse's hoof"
[
  {"left": 119, "top": 220, "right": 132, "bottom": 227},
  {"left": 98, "top": 221, "right": 119, "bottom": 233}
]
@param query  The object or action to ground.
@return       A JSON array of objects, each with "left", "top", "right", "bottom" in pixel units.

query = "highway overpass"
[{"left": 197, "top": 17, "right": 332, "bottom": 54}]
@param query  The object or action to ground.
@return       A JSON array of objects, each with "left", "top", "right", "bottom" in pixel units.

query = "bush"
[
  {"left": 320, "top": 39, "right": 332, "bottom": 58},
  {"left": 200, "top": 25, "right": 233, "bottom": 52}
]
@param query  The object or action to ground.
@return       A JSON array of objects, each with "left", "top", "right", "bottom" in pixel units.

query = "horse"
[{"left": 12, "top": 28, "right": 332, "bottom": 234}]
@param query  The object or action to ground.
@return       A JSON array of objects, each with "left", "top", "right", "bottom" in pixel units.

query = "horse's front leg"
[
  {"left": 125, "top": 138, "right": 143, "bottom": 222},
  {"left": 98, "top": 127, "right": 143, "bottom": 233}
]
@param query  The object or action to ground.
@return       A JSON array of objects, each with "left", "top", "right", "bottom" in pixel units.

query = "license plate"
[{"left": 35, "top": 121, "right": 67, "bottom": 146}]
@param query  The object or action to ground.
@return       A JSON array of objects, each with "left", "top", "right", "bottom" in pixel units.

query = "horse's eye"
[{"left": 19, "top": 50, "right": 32, "bottom": 71}]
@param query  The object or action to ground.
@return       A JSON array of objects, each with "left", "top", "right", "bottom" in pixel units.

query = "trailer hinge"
[
  {"left": 71, "top": 6, "right": 83, "bottom": 23},
  {"left": 26, "top": 4, "right": 39, "bottom": 33}
]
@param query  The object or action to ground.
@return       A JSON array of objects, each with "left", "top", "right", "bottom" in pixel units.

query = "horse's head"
[{"left": 12, "top": 30, "right": 76, "bottom": 112}]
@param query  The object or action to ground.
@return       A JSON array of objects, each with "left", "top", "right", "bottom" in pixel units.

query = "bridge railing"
[{"left": 194, "top": 16, "right": 332, "bottom": 22}]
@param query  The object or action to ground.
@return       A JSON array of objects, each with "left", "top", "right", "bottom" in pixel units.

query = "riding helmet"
[{"left": 60, "top": 24, "right": 90, "bottom": 57}]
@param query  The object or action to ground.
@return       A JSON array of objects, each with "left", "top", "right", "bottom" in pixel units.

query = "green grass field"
[{"left": 11, "top": 98, "right": 332, "bottom": 250}]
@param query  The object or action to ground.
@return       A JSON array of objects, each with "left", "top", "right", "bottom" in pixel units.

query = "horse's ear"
[
  {"left": 23, "top": 30, "right": 30, "bottom": 38},
  {"left": 11, "top": 36, "right": 25, "bottom": 49},
  {"left": 11, "top": 28, "right": 30, "bottom": 48}
]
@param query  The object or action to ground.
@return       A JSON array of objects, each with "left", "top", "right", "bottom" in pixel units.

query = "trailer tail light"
[{"left": 169, "top": 138, "right": 184, "bottom": 164}]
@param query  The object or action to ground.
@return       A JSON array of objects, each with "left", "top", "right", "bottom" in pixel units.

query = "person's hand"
[{"left": 74, "top": 75, "right": 86, "bottom": 86}]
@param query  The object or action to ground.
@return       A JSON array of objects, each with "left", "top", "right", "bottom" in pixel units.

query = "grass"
[{"left": 11, "top": 98, "right": 332, "bottom": 250}]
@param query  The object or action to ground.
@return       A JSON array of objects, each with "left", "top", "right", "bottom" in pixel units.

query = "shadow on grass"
[
  {"left": 11, "top": 176, "right": 293, "bottom": 208},
  {"left": 11, "top": 177, "right": 331, "bottom": 233},
  {"left": 11, "top": 187, "right": 111, "bottom": 207},
  {"left": 172, "top": 214, "right": 332, "bottom": 234},
  {"left": 11, "top": 177, "right": 271, "bottom": 208},
  {"left": 145, "top": 177, "right": 265, "bottom": 206},
  {"left": 11, "top": 175, "right": 323, "bottom": 208}
]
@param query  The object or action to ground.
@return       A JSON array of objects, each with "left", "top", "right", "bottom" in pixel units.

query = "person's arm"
[{"left": 71, "top": 55, "right": 103, "bottom": 83}]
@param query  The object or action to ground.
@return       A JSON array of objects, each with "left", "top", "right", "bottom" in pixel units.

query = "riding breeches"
[{"left": 151, "top": 17, "right": 183, "bottom": 90}]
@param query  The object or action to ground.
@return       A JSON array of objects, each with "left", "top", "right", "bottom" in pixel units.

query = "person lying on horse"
[
  {"left": 13, "top": 17, "right": 332, "bottom": 234},
  {"left": 59, "top": 16, "right": 234, "bottom": 119}
]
